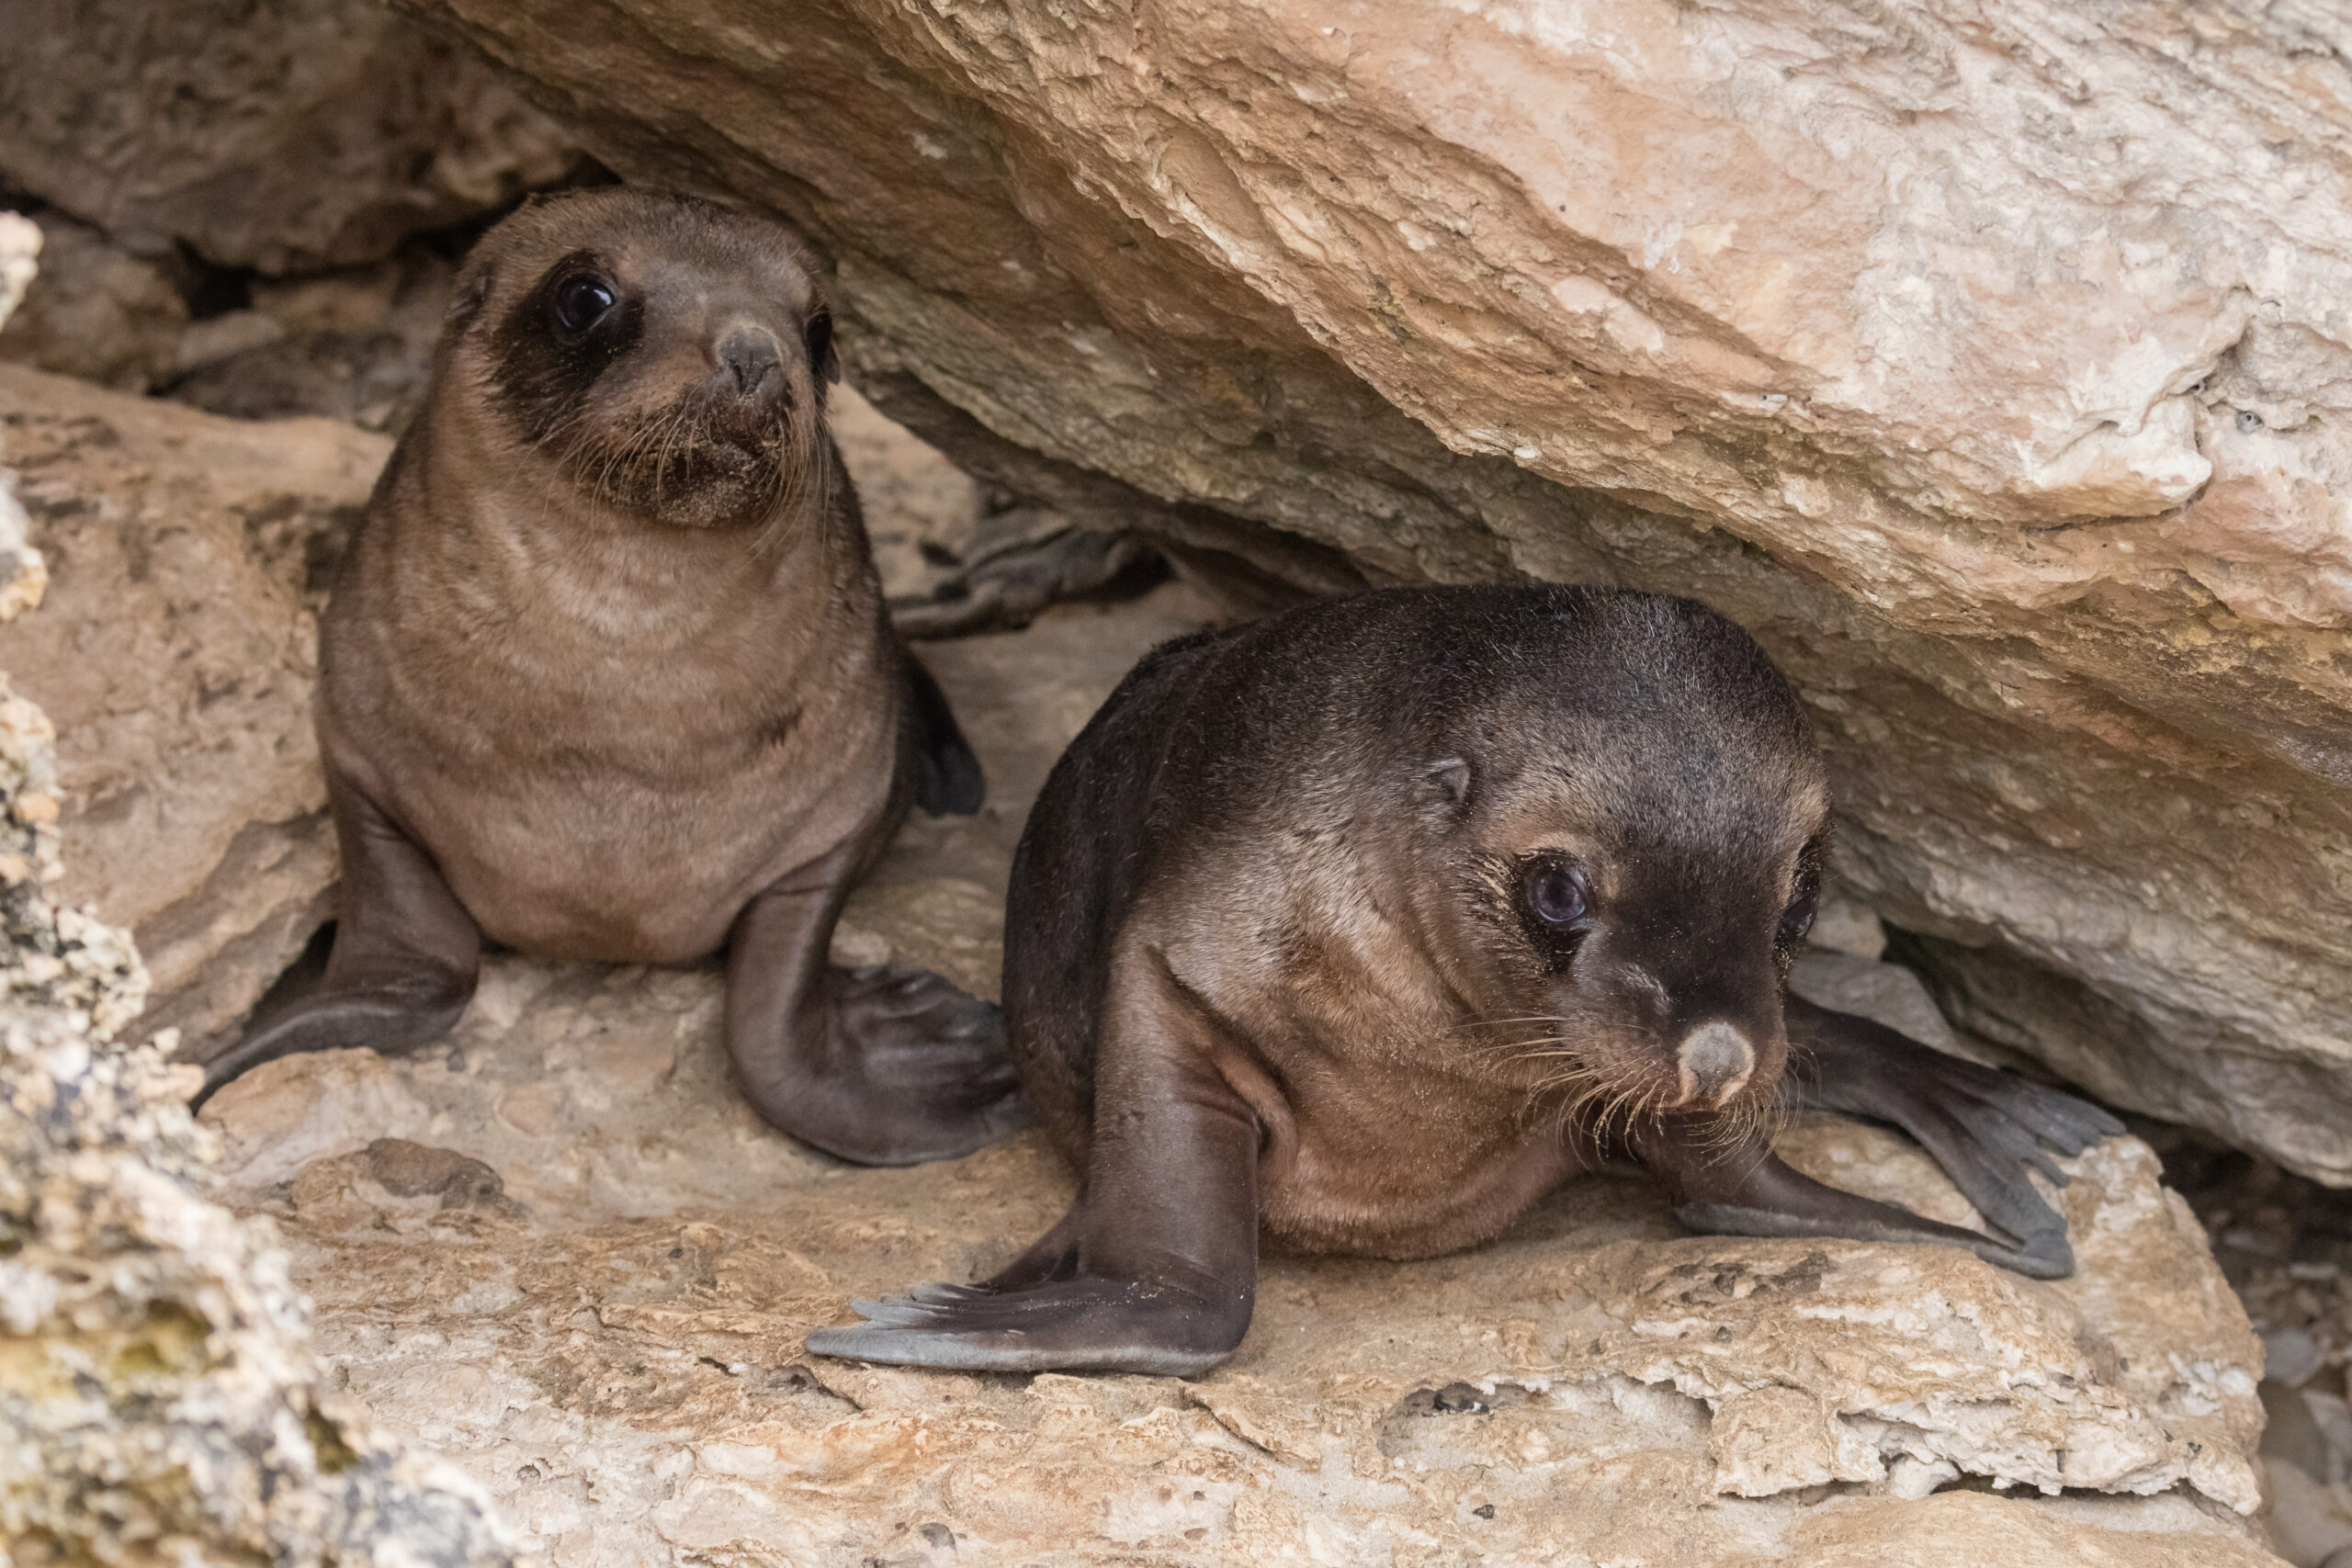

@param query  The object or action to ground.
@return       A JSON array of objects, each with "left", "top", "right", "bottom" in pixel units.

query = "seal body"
[
  {"left": 199, "top": 189, "right": 1018, "bottom": 1166},
  {"left": 808, "top": 586, "right": 2120, "bottom": 1373}
]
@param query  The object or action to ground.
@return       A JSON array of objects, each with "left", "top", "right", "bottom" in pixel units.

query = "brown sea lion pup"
[
  {"left": 807, "top": 585, "right": 2123, "bottom": 1372},
  {"left": 194, "top": 187, "right": 1027, "bottom": 1166}
]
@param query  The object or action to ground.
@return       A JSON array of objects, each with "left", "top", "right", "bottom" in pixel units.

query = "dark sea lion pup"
[
  {"left": 808, "top": 584, "right": 2123, "bottom": 1372},
  {"left": 194, "top": 187, "right": 1025, "bottom": 1166}
]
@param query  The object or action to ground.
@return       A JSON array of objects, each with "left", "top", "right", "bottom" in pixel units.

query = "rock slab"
[
  {"left": 0, "top": 363, "right": 390, "bottom": 1055},
  {"left": 205, "top": 583, "right": 2282, "bottom": 1567},
  {"left": 413, "top": 0, "right": 2352, "bottom": 1182},
  {"left": 0, "top": 0, "right": 578, "bottom": 273},
  {"left": 0, "top": 250, "right": 511, "bottom": 1559}
]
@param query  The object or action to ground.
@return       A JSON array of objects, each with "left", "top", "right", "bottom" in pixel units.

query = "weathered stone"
[
  {"left": 0, "top": 212, "right": 188, "bottom": 393},
  {"left": 0, "top": 214, "right": 34, "bottom": 330},
  {"left": 202, "top": 581, "right": 2281, "bottom": 1566},
  {"left": 0, "top": 0, "right": 581, "bottom": 275},
  {"left": 0, "top": 364, "right": 389, "bottom": 1056},
  {"left": 0, "top": 350, "right": 511, "bottom": 1562},
  {"left": 411, "top": 0, "right": 2352, "bottom": 1181},
  {"left": 170, "top": 250, "right": 464, "bottom": 434}
]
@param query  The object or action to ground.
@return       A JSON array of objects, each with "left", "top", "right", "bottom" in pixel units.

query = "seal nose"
[
  {"left": 717, "top": 328, "right": 783, "bottom": 398},
  {"left": 1675, "top": 1021, "right": 1755, "bottom": 1108}
]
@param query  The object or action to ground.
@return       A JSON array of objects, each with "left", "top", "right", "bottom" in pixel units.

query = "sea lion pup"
[
  {"left": 194, "top": 188, "right": 1025, "bottom": 1166},
  {"left": 807, "top": 585, "right": 2123, "bottom": 1372}
]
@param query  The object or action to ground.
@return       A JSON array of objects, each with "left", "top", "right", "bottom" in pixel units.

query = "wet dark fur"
[
  {"left": 808, "top": 584, "right": 2121, "bottom": 1374},
  {"left": 1007, "top": 588, "right": 1816, "bottom": 1156}
]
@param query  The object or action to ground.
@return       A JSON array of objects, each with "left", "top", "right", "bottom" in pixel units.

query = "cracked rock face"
[
  {"left": 409, "top": 0, "right": 2352, "bottom": 1182},
  {"left": 0, "top": 364, "right": 388, "bottom": 1057},
  {"left": 0, "top": 279, "right": 511, "bottom": 1552},
  {"left": 0, "top": 0, "right": 580, "bottom": 274},
  {"left": 0, "top": 678, "right": 515, "bottom": 1566},
  {"left": 203, "top": 581, "right": 2278, "bottom": 1566}
]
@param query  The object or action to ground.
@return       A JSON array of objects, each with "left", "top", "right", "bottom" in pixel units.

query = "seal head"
[
  {"left": 1404, "top": 601, "right": 1829, "bottom": 1130},
  {"left": 455, "top": 188, "right": 841, "bottom": 531}
]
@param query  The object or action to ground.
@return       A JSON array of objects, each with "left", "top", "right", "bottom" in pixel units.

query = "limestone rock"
[
  {"left": 0, "top": 364, "right": 390, "bottom": 1056},
  {"left": 0, "top": 585, "right": 511, "bottom": 1562},
  {"left": 413, "top": 0, "right": 2352, "bottom": 1181},
  {"left": 0, "top": 0, "right": 580, "bottom": 274},
  {"left": 198, "top": 581, "right": 2281, "bottom": 1567},
  {"left": 0, "top": 214, "right": 39, "bottom": 333},
  {"left": 0, "top": 212, "right": 188, "bottom": 393}
]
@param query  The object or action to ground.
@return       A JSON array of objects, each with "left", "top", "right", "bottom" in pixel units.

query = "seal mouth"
[{"left": 564, "top": 390, "right": 813, "bottom": 528}]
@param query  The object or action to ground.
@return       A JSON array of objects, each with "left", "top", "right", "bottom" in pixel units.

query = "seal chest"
[
  {"left": 198, "top": 189, "right": 1023, "bottom": 1169},
  {"left": 808, "top": 584, "right": 2122, "bottom": 1373}
]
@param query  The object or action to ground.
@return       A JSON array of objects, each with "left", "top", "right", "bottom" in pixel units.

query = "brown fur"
[{"left": 199, "top": 190, "right": 1020, "bottom": 1168}]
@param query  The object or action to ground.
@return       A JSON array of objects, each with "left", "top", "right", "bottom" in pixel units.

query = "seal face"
[
  {"left": 197, "top": 189, "right": 1020, "bottom": 1168},
  {"left": 806, "top": 585, "right": 2122, "bottom": 1374},
  {"left": 478, "top": 209, "right": 834, "bottom": 529}
]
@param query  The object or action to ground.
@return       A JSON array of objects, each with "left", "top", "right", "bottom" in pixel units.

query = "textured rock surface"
[
  {"left": 203, "top": 581, "right": 2280, "bottom": 1566},
  {"left": 0, "top": 308, "right": 512, "bottom": 1557},
  {"left": 0, "top": 364, "right": 389, "bottom": 1055},
  {"left": 0, "top": 212, "right": 189, "bottom": 394},
  {"left": 413, "top": 0, "right": 2352, "bottom": 1181},
  {"left": 0, "top": 0, "right": 579, "bottom": 274},
  {"left": 0, "top": 687, "right": 516, "bottom": 1565}
]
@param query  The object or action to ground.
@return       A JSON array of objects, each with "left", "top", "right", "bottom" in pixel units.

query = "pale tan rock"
[
  {"left": 0, "top": 364, "right": 390, "bottom": 1055},
  {"left": 0, "top": 214, "right": 40, "bottom": 335},
  {"left": 414, "top": 0, "right": 2352, "bottom": 1181},
  {"left": 0, "top": 0, "right": 579, "bottom": 273},
  {"left": 0, "top": 624, "right": 512, "bottom": 1562},
  {"left": 203, "top": 583, "right": 2280, "bottom": 1567},
  {"left": 0, "top": 212, "right": 188, "bottom": 392}
]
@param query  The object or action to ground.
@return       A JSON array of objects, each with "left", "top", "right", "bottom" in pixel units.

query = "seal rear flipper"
[
  {"left": 725, "top": 855, "right": 1027, "bottom": 1166},
  {"left": 194, "top": 779, "right": 480, "bottom": 1111},
  {"left": 1780, "top": 994, "right": 2122, "bottom": 1260},
  {"left": 902, "top": 650, "right": 983, "bottom": 817},
  {"left": 195, "top": 982, "right": 472, "bottom": 1111},
  {"left": 1634, "top": 1115, "right": 2076, "bottom": 1280}
]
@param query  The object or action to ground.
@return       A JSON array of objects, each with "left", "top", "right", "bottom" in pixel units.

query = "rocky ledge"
[{"left": 200, "top": 577, "right": 2276, "bottom": 1566}]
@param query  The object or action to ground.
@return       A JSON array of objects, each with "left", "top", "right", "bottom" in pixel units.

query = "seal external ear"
[
  {"left": 447, "top": 267, "right": 492, "bottom": 329},
  {"left": 1420, "top": 756, "right": 1472, "bottom": 812}
]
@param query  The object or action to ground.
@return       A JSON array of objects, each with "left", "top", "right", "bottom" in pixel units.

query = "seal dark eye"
[
  {"left": 1777, "top": 886, "right": 1818, "bottom": 950},
  {"left": 1777, "top": 835, "right": 1826, "bottom": 956},
  {"left": 1523, "top": 861, "right": 1589, "bottom": 929},
  {"left": 553, "top": 275, "right": 616, "bottom": 333}
]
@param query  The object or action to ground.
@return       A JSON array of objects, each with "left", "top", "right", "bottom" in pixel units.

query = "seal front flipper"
[
  {"left": 724, "top": 842, "right": 1024, "bottom": 1166},
  {"left": 901, "top": 650, "right": 983, "bottom": 817},
  {"left": 1636, "top": 1113, "right": 2077, "bottom": 1280},
  {"left": 194, "top": 780, "right": 481, "bottom": 1111},
  {"left": 1781, "top": 993, "right": 2122, "bottom": 1268},
  {"left": 806, "top": 950, "right": 1261, "bottom": 1373}
]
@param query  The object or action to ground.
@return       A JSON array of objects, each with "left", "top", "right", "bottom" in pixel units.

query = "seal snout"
[
  {"left": 1674, "top": 1021, "right": 1755, "bottom": 1108},
  {"left": 716, "top": 325, "right": 785, "bottom": 400}
]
